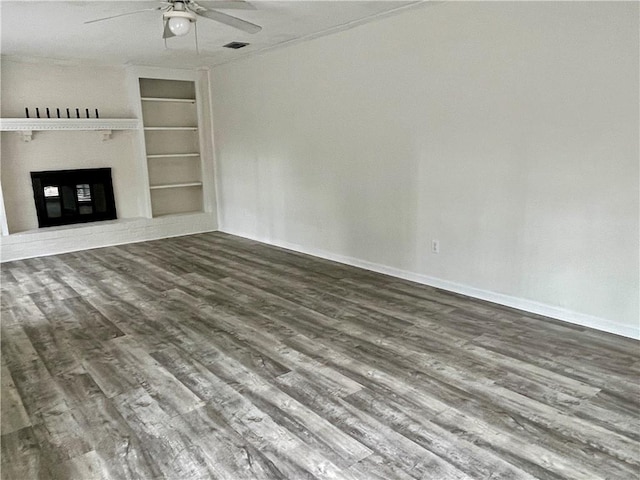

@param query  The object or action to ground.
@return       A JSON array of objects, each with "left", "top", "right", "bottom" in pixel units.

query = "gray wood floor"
[{"left": 1, "top": 232, "right": 638, "bottom": 480}]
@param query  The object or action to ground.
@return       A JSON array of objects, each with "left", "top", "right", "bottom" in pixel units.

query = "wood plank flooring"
[{"left": 1, "top": 232, "right": 639, "bottom": 479}]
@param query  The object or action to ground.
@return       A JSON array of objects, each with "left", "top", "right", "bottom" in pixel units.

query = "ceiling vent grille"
[{"left": 223, "top": 42, "right": 249, "bottom": 49}]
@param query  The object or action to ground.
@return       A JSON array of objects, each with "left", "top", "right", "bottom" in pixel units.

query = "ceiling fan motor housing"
[{"left": 163, "top": 10, "right": 197, "bottom": 23}]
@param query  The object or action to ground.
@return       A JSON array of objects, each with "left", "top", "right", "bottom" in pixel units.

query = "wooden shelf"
[
  {"left": 0, "top": 118, "right": 140, "bottom": 141},
  {"left": 141, "top": 97, "right": 196, "bottom": 104},
  {"left": 151, "top": 210, "right": 203, "bottom": 217},
  {"left": 149, "top": 182, "right": 203, "bottom": 190},
  {"left": 147, "top": 153, "right": 200, "bottom": 159},
  {"left": 143, "top": 126, "right": 198, "bottom": 131}
]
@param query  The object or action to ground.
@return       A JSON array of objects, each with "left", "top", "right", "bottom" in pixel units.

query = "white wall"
[
  {"left": 1, "top": 59, "right": 144, "bottom": 233},
  {"left": 210, "top": 2, "right": 639, "bottom": 338}
]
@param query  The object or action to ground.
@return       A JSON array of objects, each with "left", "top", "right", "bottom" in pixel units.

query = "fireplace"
[{"left": 30, "top": 168, "right": 117, "bottom": 228}]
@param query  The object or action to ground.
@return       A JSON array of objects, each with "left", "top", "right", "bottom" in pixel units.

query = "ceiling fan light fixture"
[
  {"left": 163, "top": 10, "right": 196, "bottom": 37},
  {"left": 168, "top": 16, "right": 191, "bottom": 36}
]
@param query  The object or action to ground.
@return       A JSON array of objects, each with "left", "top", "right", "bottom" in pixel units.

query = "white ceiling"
[{"left": 1, "top": 0, "right": 423, "bottom": 69}]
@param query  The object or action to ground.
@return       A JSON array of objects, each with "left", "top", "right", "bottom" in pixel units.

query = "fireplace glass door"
[{"left": 31, "top": 168, "right": 117, "bottom": 228}]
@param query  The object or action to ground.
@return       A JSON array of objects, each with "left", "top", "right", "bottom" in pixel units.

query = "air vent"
[{"left": 223, "top": 42, "right": 249, "bottom": 49}]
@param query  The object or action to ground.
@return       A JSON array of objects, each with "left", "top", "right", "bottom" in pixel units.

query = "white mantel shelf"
[{"left": 0, "top": 118, "right": 140, "bottom": 141}]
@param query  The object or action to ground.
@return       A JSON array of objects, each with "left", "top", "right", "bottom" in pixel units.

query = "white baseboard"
[
  {"left": 221, "top": 229, "right": 639, "bottom": 340},
  {"left": 1, "top": 213, "right": 217, "bottom": 262}
]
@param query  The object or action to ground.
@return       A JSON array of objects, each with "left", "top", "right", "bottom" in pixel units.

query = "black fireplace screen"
[{"left": 31, "top": 168, "right": 117, "bottom": 228}]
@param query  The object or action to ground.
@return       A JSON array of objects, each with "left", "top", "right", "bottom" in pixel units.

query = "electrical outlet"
[{"left": 431, "top": 239, "right": 440, "bottom": 254}]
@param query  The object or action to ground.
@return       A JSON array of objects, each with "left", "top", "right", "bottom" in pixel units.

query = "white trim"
[
  {"left": 126, "top": 65, "right": 153, "bottom": 218},
  {"left": 196, "top": 68, "right": 218, "bottom": 218},
  {"left": 0, "top": 183, "right": 8, "bottom": 237},
  {"left": 206, "top": 68, "right": 223, "bottom": 235},
  {"left": 220, "top": 229, "right": 639, "bottom": 340}
]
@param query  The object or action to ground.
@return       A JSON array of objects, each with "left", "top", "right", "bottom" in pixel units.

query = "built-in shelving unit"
[
  {"left": 139, "top": 77, "right": 204, "bottom": 218},
  {"left": 0, "top": 118, "right": 139, "bottom": 142}
]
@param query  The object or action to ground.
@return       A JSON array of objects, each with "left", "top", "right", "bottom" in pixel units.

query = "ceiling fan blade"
[
  {"left": 195, "top": 9, "right": 261, "bottom": 33},
  {"left": 84, "top": 7, "right": 162, "bottom": 25},
  {"left": 163, "top": 20, "right": 176, "bottom": 39},
  {"left": 193, "top": 1, "right": 256, "bottom": 10}
]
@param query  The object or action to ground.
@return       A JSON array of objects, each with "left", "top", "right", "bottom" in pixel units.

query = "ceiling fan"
[{"left": 85, "top": 0, "right": 262, "bottom": 39}]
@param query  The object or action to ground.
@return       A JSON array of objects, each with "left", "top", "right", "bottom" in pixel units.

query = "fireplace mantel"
[{"left": 0, "top": 118, "right": 140, "bottom": 141}]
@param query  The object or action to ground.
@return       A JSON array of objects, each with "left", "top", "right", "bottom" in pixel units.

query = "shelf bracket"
[
  {"left": 20, "top": 130, "right": 33, "bottom": 142},
  {"left": 99, "top": 130, "right": 113, "bottom": 141}
]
